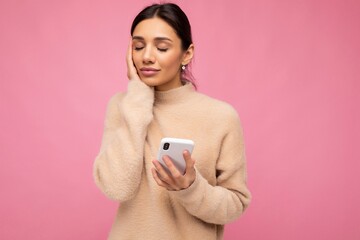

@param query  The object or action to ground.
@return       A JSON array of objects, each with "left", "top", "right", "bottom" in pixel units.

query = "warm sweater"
[{"left": 93, "top": 79, "right": 251, "bottom": 240}]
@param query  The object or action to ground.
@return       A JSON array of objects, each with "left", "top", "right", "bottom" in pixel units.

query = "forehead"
[{"left": 132, "top": 17, "right": 180, "bottom": 42}]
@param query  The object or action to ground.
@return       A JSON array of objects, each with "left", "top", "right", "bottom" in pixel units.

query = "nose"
[{"left": 142, "top": 46, "right": 155, "bottom": 64}]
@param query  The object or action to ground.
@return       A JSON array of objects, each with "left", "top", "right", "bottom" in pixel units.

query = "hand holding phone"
[{"left": 157, "top": 138, "right": 194, "bottom": 175}]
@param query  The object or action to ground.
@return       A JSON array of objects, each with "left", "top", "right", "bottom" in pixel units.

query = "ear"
[{"left": 181, "top": 44, "right": 194, "bottom": 66}]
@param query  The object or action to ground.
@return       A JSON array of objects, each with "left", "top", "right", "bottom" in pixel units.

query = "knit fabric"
[{"left": 93, "top": 79, "right": 251, "bottom": 240}]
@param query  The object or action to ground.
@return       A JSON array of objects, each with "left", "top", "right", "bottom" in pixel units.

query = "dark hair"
[{"left": 130, "top": 3, "right": 196, "bottom": 88}]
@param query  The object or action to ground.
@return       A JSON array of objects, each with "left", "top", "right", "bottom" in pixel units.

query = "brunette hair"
[{"left": 130, "top": 3, "right": 196, "bottom": 88}]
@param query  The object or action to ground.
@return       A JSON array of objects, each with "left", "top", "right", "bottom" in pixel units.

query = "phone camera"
[{"left": 163, "top": 143, "right": 170, "bottom": 150}]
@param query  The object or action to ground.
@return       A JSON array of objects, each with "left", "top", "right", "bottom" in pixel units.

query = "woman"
[{"left": 93, "top": 3, "right": 251, "bottom": 240}]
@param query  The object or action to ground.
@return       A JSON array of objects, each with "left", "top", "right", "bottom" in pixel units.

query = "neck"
[
  {"left": 154, "top": 81, "right": 194, "bottom": 105},
  {"left": 154, "top": 74, "right": 183, "bottom": 91}
]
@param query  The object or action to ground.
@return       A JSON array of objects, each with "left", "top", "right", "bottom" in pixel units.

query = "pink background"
[{"left": 1, "top": 0, "right": 359, "bottom": 239}]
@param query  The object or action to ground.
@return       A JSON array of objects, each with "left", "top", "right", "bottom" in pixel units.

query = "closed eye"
[
  {"left": 134, "top": 47, "right": 144, "bottom": 51},
  {"left": 158, "top": 48, "right": 168, "bottom": 52}
]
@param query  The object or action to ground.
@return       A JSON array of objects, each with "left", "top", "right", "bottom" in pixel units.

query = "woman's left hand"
[{"left": 151, "top": 150, "right": 196, "bottom": 191}]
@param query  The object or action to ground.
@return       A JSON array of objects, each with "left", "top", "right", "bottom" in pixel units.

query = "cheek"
[{"left": 158, "top": 53, "right": 182, "bottom": 70}]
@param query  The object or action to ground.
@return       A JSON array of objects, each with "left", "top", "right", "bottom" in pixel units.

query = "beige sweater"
[{"left": 93, "top": 79, "right": 251, "bottom": 240}]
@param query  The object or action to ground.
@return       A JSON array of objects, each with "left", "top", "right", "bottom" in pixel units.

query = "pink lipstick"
[{"left": 140, "top": 67, "right": 160, "bottom": 77}]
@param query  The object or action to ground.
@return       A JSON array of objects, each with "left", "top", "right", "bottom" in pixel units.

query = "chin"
[{"left": 139, "top": 77, "right": 159, "bottom": 87}]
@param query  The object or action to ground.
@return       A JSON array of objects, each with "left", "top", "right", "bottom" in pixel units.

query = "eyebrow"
[{"left": 132, "top": 36, "right": 173, "bottom": 42}]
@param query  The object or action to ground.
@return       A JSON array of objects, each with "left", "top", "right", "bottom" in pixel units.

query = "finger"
[
  {"left": 126, "top": 38, "right": 138, "bottom": 80},
  {"left": 183, "top": 150, "right": 195, "bottom": 174},
  {"left": 151, "top": 168, "right": 170, "bottom": 188},
  {"left": 152, "top": 160, "right": 174, "bottom": 185},
  {"left": 163, "top": 155, "right": 182, "bottom": 179},
  {"left": 126, "top": 39, "right": 132, "bottom": 78}
]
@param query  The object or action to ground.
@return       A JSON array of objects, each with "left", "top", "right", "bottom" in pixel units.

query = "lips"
[{"left": 140, "top": 67, "right": 160, "bottom": 77}]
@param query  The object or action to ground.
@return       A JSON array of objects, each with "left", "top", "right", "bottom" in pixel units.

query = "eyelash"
[{"left": 134, "top": 47, "right": 168, "bottom": 52}]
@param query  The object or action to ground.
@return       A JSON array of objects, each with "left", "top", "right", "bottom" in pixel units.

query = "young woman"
[{"left": 93, "top": 3, "right": 251, "bottom": 240}]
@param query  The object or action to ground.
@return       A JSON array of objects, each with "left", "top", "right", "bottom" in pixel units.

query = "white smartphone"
[{"left": 157, "top": 137, "right": 194, "bottom": 175}]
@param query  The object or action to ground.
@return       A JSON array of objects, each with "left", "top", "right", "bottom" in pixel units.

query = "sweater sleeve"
[
  {"left": 169, "top": 109, "right": 251, "bottom": 225},
  {"left": 93, "top": 79, "right": 154, "bottom": 202}
]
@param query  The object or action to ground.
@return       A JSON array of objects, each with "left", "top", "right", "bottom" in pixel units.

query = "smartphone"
[{"left": 157, "top": 137, "right": 194, "bottom": 175}]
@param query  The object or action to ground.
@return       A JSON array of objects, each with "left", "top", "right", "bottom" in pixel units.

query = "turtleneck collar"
[{"left": 154, "top": 82, "right": 195, "bottom": 105}]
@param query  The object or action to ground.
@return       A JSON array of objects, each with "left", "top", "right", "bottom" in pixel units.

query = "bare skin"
[
  {"left": 131, "top": 17, "right": 194, "bottom": 91},
  {"left": 151, "top": 151, "right": 196, "bottom": 191}
]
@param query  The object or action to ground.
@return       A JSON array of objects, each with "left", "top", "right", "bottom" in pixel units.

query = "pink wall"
[{"left": 1, "top": 0, "right": 359, "bottom": 239}]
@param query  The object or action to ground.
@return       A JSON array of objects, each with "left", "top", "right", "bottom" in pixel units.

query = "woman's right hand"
[{"left": 126, "top": 38, "right": 141, "bottom": 81}]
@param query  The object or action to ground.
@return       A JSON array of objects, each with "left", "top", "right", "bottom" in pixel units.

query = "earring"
[{"left": 181, "top": 65, "right": 186, "bottom": 70}]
